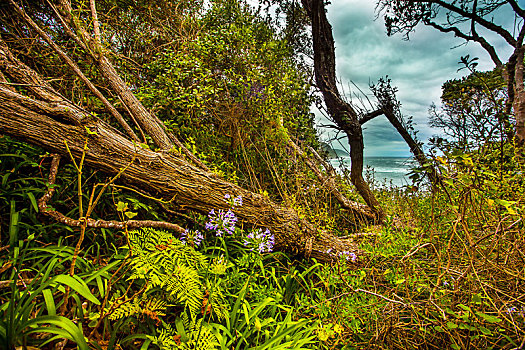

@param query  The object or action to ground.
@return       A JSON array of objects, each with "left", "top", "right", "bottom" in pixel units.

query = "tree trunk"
[
  {"left": 511, "top": 46, "right": 525, "bottom": 146},
  {"left": 382, "top": 108, "right": 441, "bottom": 187},
  {"left": 287, "top": 137, "right": 376, "bottom": 222},
  {"left": 301, "top": 0, "right": 384, "bottom": 221}
]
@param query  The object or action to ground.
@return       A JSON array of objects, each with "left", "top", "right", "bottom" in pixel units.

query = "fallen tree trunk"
[
  {"left": 0, "top": 36, "right": 362, "bottom": 261},
  {"left": 0, "top": 1, "right": 372, "bottom": 262},
  {"left": 0, "top": 85, "right": 361, "bottom": 260}
]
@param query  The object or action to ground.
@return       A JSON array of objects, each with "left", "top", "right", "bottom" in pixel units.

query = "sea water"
[{"left": 329, "top": 156, "right": 416, "bottom": 187}]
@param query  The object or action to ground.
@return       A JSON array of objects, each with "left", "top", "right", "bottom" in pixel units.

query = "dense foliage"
[
  {"left": 430, "top": 64, "right": 509, "bottom": 152},
  {"left": 136, "top": 1, "right": 317, "bottom": 189}
]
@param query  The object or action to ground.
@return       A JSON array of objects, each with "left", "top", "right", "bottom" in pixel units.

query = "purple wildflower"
[
  {"left": 224, "top": 194, "right": 243, "bottom": 207},
  {"left": 180, "top": 229, "right": 204, "bottom": 247},
  {"left": 205, "top": 209, "right": 218, "bottom": 230},
  {"left": 205, "top": 208, "right": 237, "bottom": 237},
  {"left": 339, "top": 251, "right": 357, "bottom": 262},
  {"left": 194, "top": 230, "right": 203, "bottom": 246},
  {"left": 180, "top": 229, "right": 188, "bottom": 244},
  {"left": 243, "top": 228, "right": 274, "bottom": 253}
]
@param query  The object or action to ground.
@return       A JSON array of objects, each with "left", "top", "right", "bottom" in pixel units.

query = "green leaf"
[
  {"left": 446, "top": 321, "right": 458, "bottom": 329},
  {"left": 27, "top": 192, "right": 39, "bottom": 212},
  {"left": 458, "top": 304, "right": 471, "bottom": 312},
  {"left": 42, "top": 289, "right": 56, "bottom": 316},
  {"left": 458, "top": 323, "right": 476, "bottom": 331},
  {"left": 471, "top": 294, "right": 482, "bottom": 305},
  {"left": 53, "top": 275, "right": 100, "bottom": 305},
  {"left": 116, "top": 201, "right": 128, "bottom": 212},
  {"left": 443, "top": 178, "right": 454, "bottom": 187},
  {"left": 475, "top": 311, "right": 502, "bottom": 323},
  {"left": 9, "top": 200, "right": 19, "bottom": 246},
  {"left": 479, "top": 326, "right": 493, "bottom": 335},
  {"left": 25, "top": 315, "right": 89, "bottom": 350},
  {"left": 125, "top": 211, "right": 138, "bottom": 219}
]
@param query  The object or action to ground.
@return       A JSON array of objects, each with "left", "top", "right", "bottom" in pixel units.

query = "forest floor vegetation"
[{"left": 1, "top": 136, "right": 524, "bottom": 349}]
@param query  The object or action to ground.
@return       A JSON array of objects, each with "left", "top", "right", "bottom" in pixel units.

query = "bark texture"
[
  {"left": 509, "top": 40, "right": 525, "bottom": 146},
  {"left": 0, "top": 82, "right": 357, "bottom": 258}
]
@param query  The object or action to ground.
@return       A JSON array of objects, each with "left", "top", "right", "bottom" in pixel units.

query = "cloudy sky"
[{"left": 315, "top": 0, "right": 516, "bottom": 157}]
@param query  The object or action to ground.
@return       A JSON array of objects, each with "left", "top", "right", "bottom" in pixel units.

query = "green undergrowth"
[{"left": 1, "top": 136, "right": 524, "bottom": 349}]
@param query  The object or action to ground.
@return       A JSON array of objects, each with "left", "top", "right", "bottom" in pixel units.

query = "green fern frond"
[
  {"left": 171, "top": 244, "right": 208, "bottom": 270},
  {"left": 205, "top": 281, "right": 229, "bottom": 321},
  {"left": 127, "top": 229, "right": 206, "bottom": 318},
  {"left": 108, "top": 296, "right": 167, "bottom": 321},
  {"left": 179, "top": 318, "right": 219, "bottom": 350},
  {"left": 108, "top": 298, "right": 140, "bottom": 321},
  {"left": 124, "top": 228, "right": 226, "bottom": 346},
  {"left": 148, "top": 323, "right": 181, "bottom": 350},
  {"left": 129, "top": 228, "right": 178, "bottom": 252},
  {"left": 128, "top": 228, "right": 208, "bottom": 269},
  {"left": 164, "top": 264, "right": 203, "bottom": 315}
]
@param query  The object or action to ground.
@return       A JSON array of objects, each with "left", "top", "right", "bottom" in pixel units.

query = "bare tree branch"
[
  {"left": 507, "top": 0, "right": 525, "bottom": 19},
  {"left": 46, "top": 159, "right": 184, "bottom": 253},
  {"left": 89, "top": 0, "right": 102, "bottom": 50},
  {"left": 425, "top": 20, "right": 502, "bottom": 67},
  {"left": 411, "top": 0, "right": 516, "bottom": 46},
  {"left": 359, "top": 109, "right": 384, "bottom": 125},
  {"left": 8, "top": 0, "right": 140, "bottom": 142}
]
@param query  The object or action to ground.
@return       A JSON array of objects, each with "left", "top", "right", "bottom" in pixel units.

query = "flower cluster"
[
  {"left": 180, "top": 229, "right": 204, "bottom": 247},
  {"left": 506, "top": 305, "right": 525, "bottom": 319},
  {"left": 243, "top": 228, "right": 275, "bottom": 253},
  {"left": 224, "top": 193, "right": 243, "bottom": 207},
  {"left": 205, "top": 209, "right": 237, "bottom": 237},
  {"left": 338, "top": 250, "right": 357, "bottom": 262},
  {"left": 325, "top": 249, "right": 358, "bottom": 262}
]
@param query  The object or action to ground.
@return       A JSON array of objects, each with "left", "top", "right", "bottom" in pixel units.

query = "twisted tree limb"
[
  {"left": 37, "top": 154, "right": 186, "bottom": 234},
  {"left": 301, "top": 0, "right": 384, "bottom": 221}
]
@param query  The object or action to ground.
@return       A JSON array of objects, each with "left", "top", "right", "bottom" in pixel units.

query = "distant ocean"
[{"left": 329, "top": 156, "right": 416, "bottom": 187}]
